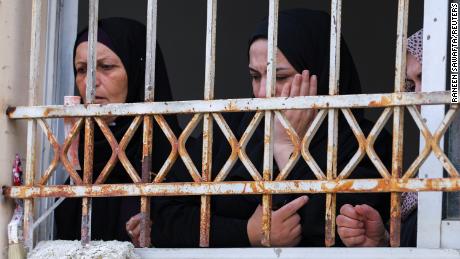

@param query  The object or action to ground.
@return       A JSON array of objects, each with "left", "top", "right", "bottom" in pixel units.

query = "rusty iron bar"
[
  {"left": 139, "top": 0, "right": 159, "bottom": 246},
  {"left": 59, "top": 118, "right": 85, "bottom": 185},
  {"left": 238, "top": 112, "right": 264, "bottom": 181},
  {"left": 364, "top": 108, "right": 393, "bottom": 179},
  {"left": 274, "top": 111, "right": 301, "bottom": 181},
  {"left": 93, "top": 118, "right": 119, "bottom": 184},
  {"left": 117, "top": 116, "right": 143, "bottom": 183},
  {"left": 199, "top": 0, "right": 217, "bottom": 247},
  {"left": 390, "top": 0, "right": 409, "bottom": 247},
  {"left": 6, "top": 91, "right": 453, "bottom": 120},
  {"left": 23, "top": 0, "right": 42, "bottom": 250},
  {"left": 93, "top": 116, "right": 143, "bottom": 184},
  {"left": 337, "top": 108, "right": 392, "bottom": 180},
  {"left": 5, "top": 177, "right": 460, "bottom": 199},
  {"left": 325, "top": 0, "right": 342, "bottom": 247},
  {"left": 260, "top": 0, "right": 279, "bottom": 247},
  {"left": 42, "top": 118, "right": 85, "bottom": 185},
  {"left": 178, "top": 114, "right": 203, "bottom": 182},
  {"left": 81, "top": 0, "right": 98, "bottom": 246},
  {"left": 37, "top": 119, "right": 61, "bottom": 185},
  {"left": 403, "top": 105, "right": 460, "bottom": 179},
  {"left": 301, "top": 109, "right": 327, "bottom": 180},
  {"left": 213, "top": 113, "right": 239, "bottom": 182},
  {"left": 338, "top": 109, "right": 367, "bottom": 179},
  {"left": 82, "top": 117, "right": 95, "bottom": 246},
  {"left": 153, "top": 115, "right": 179, "bottom": 183}
]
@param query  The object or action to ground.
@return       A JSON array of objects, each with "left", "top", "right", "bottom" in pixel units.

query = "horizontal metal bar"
[
  {"left": 7, "top": 91, "right": 451, "bottom": 119},
  {"left": 4, "top": 178, "right": 460, "bottom": 199}
]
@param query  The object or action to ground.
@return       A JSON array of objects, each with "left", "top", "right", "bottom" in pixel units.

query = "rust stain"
[
  {"left": 5, "top": 106, "right": 16, "bottom": 116},
  {"left": 368, "top": 96, "right": 392, "bottom": 107}
]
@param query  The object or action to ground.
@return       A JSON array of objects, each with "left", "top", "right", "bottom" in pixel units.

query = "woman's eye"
[
  {"left": 250, "top": 74, "right": 260, "bottom": 80},
  {"left": 404, "top": 79, "right": 415, "bottom": 92},
  {"left": 76, "top": 67, "right": 86, "bottom": 74},
  {"left": 100, "top": 64, "right": 115, "bottom": 70},
  {"left": 276, "top": 76, "right": 288, "bottom": 81}
]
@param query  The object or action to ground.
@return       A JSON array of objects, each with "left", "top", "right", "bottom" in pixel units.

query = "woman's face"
[
  {"left": 405, "top": 53, "right": 422, "bottom": 93},
  {"left": 249, "top": 39, "right": 298, "bottom": 98},
  {"left": 74, "top": 42, "right": 128, "bottom": 105}
]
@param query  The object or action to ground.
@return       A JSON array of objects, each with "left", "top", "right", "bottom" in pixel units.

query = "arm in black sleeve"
[{"left": 152, "top": 195, "right": 250, "bottom": 247}]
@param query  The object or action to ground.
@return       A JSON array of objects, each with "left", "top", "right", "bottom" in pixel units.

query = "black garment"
[
  {"left": 152, "top": 9, "right": 391, "bottom": 247},
  {"left": 55, "top": 18, "right": 180, "bottom": 241},
  {"left": 400, "top": 210, "right": 417, "bottom": 247}
]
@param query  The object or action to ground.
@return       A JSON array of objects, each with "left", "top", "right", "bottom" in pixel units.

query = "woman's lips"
[{"left": 95, "top": 97, "right": 107, "bottom": 104}]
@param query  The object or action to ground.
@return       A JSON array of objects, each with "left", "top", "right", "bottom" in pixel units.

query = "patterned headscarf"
[
  {"left": 407, "top": 29, "right": 423, "bottom": 63},
  {"left": 401, "top": 29, "right": 423, "bottom": 219},
  {"left": 404, "top": 29, "right": 423, "bottom": 92}
]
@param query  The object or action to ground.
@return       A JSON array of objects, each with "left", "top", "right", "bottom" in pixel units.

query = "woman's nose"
[
  {"left": 258, "top": 78, "right": 267, "bottom": 97},
  {"left": 94, "top": 71, "right": 102, "bottom": 87}
]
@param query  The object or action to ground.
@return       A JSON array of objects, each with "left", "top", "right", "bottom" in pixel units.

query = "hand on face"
[
  {"left": 126, "top": 213, "right": 152, "bottom": 248},
  {"left": 274, "top": 69, "right": 318, "bottom": 145},
  {"left": 247, "top": 195, "right": 308, "bottom": 247},
  {"left": 336, "top": 204, "right": 388, "bottom": 247}
]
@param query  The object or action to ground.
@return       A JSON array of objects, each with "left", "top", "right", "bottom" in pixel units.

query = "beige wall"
[{"left": 0, "top": 0, "right": 47, "bottom": 257}]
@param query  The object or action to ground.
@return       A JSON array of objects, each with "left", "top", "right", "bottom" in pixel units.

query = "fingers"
[
  {"left": 290, "top": 224, "right": 302, "bottom": 237},
  {"left": 337, "top": 226, "right": 365, "bottom": 238},
  {"left": 283, "top": 213, "right": 301, "bottom": 230},
  {"left": 339, "top": 204, "right": 363, "bottom": 221},
  {"left": 309, "top": 74, "right": 317, "bottom": 96},
  {"left": 290, "top": 74, "right": 301, "bottom": 97},
  {"left": 299, "top": 70, "right": 310, "bottom": 96},
  {"left": 341, "top": 235, "right": 366, "bottom": 247},
  {"left": 336, "top": 214, "right": 364, "bottom": 229},
  {"left": 280, "top": 81, "right": 291, "bottom": 97},
  {"left": 276, "top": 196, "right": 308, "bottom": 220},
  {"left": 126, "top": 213, "right": 142, "bottom": 231},
  {"left": 355, "top": 204, "right": 383, "bottom": 222}
]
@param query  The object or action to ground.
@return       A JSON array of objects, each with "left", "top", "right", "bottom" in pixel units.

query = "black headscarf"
[{"left": 55, "top": 17, "right": 180, "bottom": 241}]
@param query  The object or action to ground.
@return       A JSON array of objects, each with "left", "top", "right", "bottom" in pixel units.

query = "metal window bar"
[
  {"left": 23, "top": 0, "right": 42, "bottom": 251},
  {"left": 390, "top": 0, "right": 409, "bottom": 247},
  {"left": 261, "top": 0, "right": 279, "bottom": 246},
  {"left": 80, "top": 0, "right": 98, "bottom": 247},
  {"left": 4, "top": 0, "right": 460, "bottom": 252},
  {"left": 200, "top": 0, "right": 217, "bottom": 247},
  {"left": 140, "top": 0, "right": 158, "bottom": 248},
  {"left": 325, "top": 0, "right": 342, "bottom": 247}
]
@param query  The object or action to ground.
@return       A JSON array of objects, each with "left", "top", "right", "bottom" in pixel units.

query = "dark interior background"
[{"left": 77, "top": 0, "right": 425, "bottom": 170}]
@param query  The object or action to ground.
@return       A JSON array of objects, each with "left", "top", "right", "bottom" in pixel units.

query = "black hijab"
[{"left": 56, "top": 17, "right": 180, "bottom": 241}]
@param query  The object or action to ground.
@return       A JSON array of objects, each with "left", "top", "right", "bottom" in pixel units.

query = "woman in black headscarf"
[
  {"left": 55, "top": 17, "right": 181, "bottom": 242},
  {"left": 151, "top": 9, "right": 391, "bottom": 247}
]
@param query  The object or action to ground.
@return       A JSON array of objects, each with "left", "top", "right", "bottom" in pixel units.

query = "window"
[{"left": 4, "top": 0, "right": 459, "bottom": 257}]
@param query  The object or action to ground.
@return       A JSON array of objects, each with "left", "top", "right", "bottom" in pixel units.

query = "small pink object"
[
  {"left": 64, "top": 96, "right": 82, "bottom": 170},
  {"left": 12, "top": 154, "right": 22, "bottom": 186}
]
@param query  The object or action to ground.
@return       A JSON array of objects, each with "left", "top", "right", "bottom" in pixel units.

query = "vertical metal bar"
[
  {"left": 325, "top": 0, "right": 342, "bottom": 247},
  {"left": 81, "top": 118, "right": 94, "bottom": 247},
  {"left": 81, "top": 0, "right": 98, "bottom": 247},
  {"left": 261, "top": 0, "right": 279, "bottom": 247},
  {"left": 390, "top": 0, "right": 409, "bottom": 248},
  {"left": 200, "top": 0, "right": 217, "bottom": 247},
  {"left": 417, "top": 0, "right": 449, "bottom": 248},
  {"left": 24, "top": 0, "right": 42, "bottom": 251},
  {"left": 140, "top": 0, "right": 158, "bottom": 248}
]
